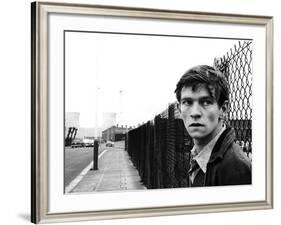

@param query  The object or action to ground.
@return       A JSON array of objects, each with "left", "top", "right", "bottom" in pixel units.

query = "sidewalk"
[{"left": 70, "top": 144, "right": 146, "bottom": 193}]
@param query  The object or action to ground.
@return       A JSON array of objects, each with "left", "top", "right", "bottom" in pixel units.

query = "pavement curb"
[{"left": 65, "top": 149, "right": 109, "bottom": 193}]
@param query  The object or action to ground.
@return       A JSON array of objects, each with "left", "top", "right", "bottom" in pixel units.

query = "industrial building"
[{"left": 102, "top": 125, "right": 133, "bottom": 142}]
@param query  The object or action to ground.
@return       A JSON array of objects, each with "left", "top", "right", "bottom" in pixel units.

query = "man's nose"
[{"left": 190, "top": 103, "right": 202, "bottom": 118}]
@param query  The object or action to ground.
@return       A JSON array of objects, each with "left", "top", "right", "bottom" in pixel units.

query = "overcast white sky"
[{"left": 65, "top": 32, "right": 243, "bottom": 128}]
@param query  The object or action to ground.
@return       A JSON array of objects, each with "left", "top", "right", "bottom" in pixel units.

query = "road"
[
  {"left": 64, "top": 145, "right": 105, "bottom": 187},
  {"left": 64, "top": 141, "right": 125, "bottom": 188}
]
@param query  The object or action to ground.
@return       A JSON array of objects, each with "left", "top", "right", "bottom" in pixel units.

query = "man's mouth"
[{"left": 189, "top": 123, "right": 204, "bottom": 127}]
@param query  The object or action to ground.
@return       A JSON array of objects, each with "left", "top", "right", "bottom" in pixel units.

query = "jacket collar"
[
  {"left": 208, "top": 127, "right": 236, "bottom": 164},
  {"left": 192, "top": 126, "right": 226, "bottom": 173}
]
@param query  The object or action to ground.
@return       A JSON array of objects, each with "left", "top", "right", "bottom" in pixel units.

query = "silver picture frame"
[{"left": 31, "top": 1, "right": 273, "bottom": 223}]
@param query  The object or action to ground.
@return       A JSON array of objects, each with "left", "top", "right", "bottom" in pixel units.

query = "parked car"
[
  {"left": 71, "top": 142, "right": 85, "bottom": 148},
  {"left": 85, "top": 142, "right": 94, "bottom": 147},
  {"left": 83, "top": 139, "right": 94, "bottom": 147},
  {"left": 105, "top": 141, "right": 114, "bottom": 147}
]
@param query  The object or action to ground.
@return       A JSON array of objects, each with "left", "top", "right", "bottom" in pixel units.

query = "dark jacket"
[{"left": 203, "top": 127, "right": 252, "bottom": 186}]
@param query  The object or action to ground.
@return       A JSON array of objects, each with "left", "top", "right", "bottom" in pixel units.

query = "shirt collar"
[{"left": 191, "top": 126, "right": 226, "bottom": 173}]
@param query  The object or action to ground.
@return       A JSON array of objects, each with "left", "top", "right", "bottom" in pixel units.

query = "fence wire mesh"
[{"left": 215, "top": 40, "right": 253, "bottom": 155}]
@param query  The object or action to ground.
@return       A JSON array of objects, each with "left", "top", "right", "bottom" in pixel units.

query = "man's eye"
[
  {"left": 181, "top": 100, "right": 192, "bottom": 105},
  {"left": 201, "top": 100, "right": 212, "bottom": 106}
]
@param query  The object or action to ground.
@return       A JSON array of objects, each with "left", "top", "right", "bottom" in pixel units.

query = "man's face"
[{"left": 179, "top": 85, "right": 225, "bottom": 143}]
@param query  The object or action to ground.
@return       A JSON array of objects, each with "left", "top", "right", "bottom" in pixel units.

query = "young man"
[{"left": 175, "top": 65, "right": 251, "bottom": 187}]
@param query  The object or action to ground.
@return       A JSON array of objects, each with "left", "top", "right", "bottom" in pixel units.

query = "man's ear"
[
  {"left": 221, "top": 100, "right": 228, "bottom": 113},
  {"left": 219, "top": 101, "right": 228, "bottom": 121},
  {"left": 176, "top": 102, "right": 183, "bottom": 120},
  {"left": 176, "top": 102, "right": 181, "bottom": 113}
]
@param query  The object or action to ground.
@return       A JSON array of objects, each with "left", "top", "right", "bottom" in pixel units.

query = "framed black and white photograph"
[{"left": 31, "top": 1, "right": 273, "bottom": 223}]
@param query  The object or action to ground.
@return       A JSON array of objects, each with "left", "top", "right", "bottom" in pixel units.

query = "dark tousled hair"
[{"left": 175, "top": 65, "right": 229, "bottom": 107}]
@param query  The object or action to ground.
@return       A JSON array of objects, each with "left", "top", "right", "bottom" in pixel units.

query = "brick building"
[{"left": 102, "top": 125, "right": 133, "bottom": 142}]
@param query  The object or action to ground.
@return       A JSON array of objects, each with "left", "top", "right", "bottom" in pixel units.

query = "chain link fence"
[
  {"left": 127, "top": 105, "right": 192, "bottom": 189},
  {"left": 215, "top": 40, "right": 253, "bottom": 156},
  {"left": 126, "top": 40, "right": 253, "bottom": 189}
]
